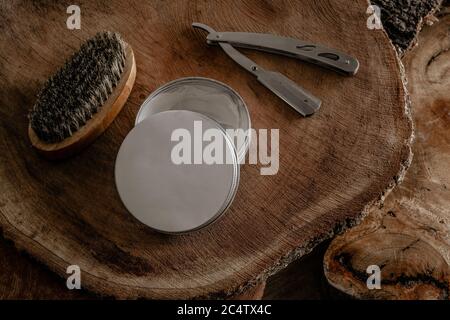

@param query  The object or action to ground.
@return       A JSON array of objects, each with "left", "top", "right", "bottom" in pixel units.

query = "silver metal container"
[
  {"left": 115, "top": 110, "right": 240, "bottom": 234},
  {"left": 115, "top": 78, "right": 250, "bottom": 234},
  {"left": 135, "top": 77, "right": 251, "bottom": 163}
]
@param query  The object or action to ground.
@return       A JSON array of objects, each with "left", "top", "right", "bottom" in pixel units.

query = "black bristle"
[{"left": 29, "top": 31, "right": 127, "bottom": 143}]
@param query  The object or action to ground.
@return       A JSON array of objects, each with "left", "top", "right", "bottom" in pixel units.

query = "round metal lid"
[
  {"left": 135, "top": 77, "right": 251, "bottom": 163},
  {"left": 115, "top": 110, "right": 239, "bottom": 234}
]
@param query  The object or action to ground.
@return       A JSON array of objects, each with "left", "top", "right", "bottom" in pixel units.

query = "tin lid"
[
  {"left": 115, "top": 110, "right": 239, "bottom": 234},
  {"left": 135, "top": 77, "right": 251, "bottom": 163}
]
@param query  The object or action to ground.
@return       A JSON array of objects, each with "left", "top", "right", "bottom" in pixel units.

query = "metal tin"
[
  {"left": 135, "top": 77, "right": 251, "bottom": 163},
  {"left": 115, "top": 110, "right": 239, "bottom": 234}
]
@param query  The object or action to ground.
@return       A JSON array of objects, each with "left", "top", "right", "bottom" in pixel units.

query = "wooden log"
[
  {"left": 0, "top": 0, "right": 412, "bottom": 299},
  {"left": 324, "top": 7, "right": 450, "bottom": 299}
]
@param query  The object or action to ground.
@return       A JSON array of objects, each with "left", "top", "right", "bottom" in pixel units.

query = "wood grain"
[
  {"left": 0, "top": 0, "right": 411, "bottom": 299},
  {"left": 324, "top": 8, "right": 450, "bottom": 299},
  {"left": 0, "top": 238, "right": 92, "bottom": 299}
]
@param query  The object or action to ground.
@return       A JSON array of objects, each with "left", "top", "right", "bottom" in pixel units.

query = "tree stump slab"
[
  {"left": 0, "top": 0, "right": 412, "bottom": 299},
  {"left": 324, "top": 8, "right": 450, "bottom": 299}
]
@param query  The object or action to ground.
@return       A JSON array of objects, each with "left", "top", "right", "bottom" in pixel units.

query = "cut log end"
[
  {"left": 0, "top": 0, "right": 413, "bottom": 299},
  {"left": 325, "top": 211, "right": 450, "bottom": 299},
  {"left": 324, "top": 8, "right": 450, "bottom": 300}
]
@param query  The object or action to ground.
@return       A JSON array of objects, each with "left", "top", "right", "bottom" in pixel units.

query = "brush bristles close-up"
[{"left": 29, "top": 31, "right": 127, "bottom": 143}]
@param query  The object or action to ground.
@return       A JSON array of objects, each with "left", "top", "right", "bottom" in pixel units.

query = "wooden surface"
[
  {"left": 0, "top": 234, "right": 322, "bottom": 300},
  {"left": 0, "top": 238, "right": 92, "bottom": 300},
  {"left": 324, "top": 7, "right": 450, "bottom": 299},
  {"left": 0, "top": 0, "right": 412, "bottom": 299}
]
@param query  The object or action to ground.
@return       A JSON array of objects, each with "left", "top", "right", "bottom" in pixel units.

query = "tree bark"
[
  {"left": 372, "top": 0, "right": 444, "bottom": 55},
  {"left": 324, "top": 7, "right": 450, "bottom": 299}
]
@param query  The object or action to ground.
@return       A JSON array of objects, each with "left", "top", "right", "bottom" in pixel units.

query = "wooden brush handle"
[{"left": 28, "top": 45, "right": 136, "bottom": 160}]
